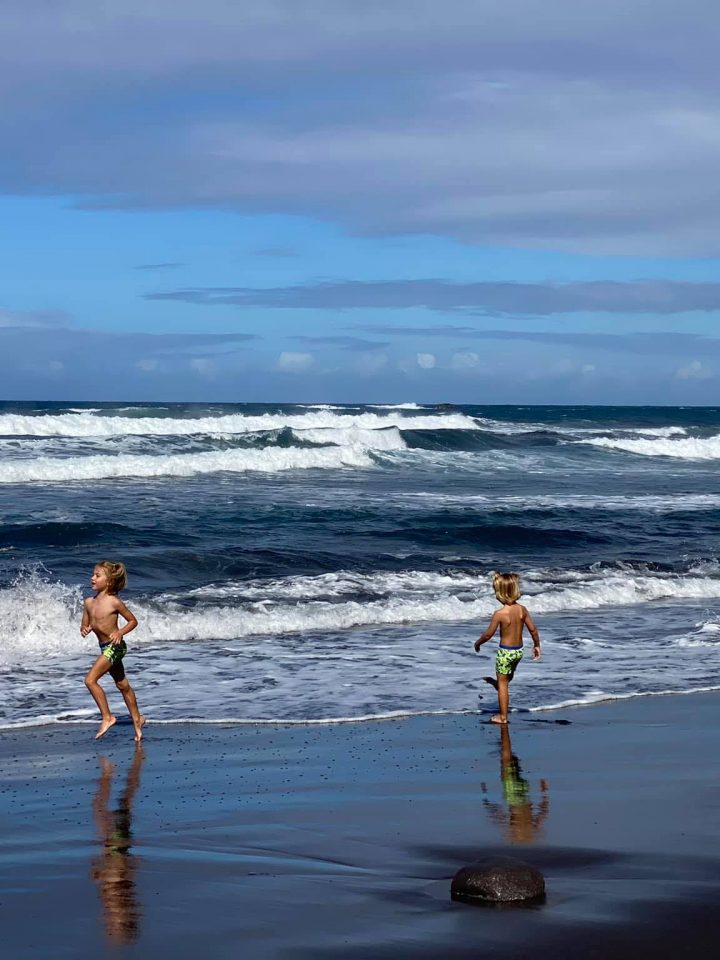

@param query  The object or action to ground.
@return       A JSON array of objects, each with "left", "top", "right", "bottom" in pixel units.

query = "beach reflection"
[
  {"left": 481, "top": 725, "right": 549, "bottom": 844},
  {"left": 91, "top": 747, "right": 144, "bottom": 944}
]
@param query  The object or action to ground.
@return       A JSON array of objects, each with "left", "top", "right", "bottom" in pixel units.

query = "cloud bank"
[
  {"left": 145, "top": 279, "right": 720, "bottom": 315},
  {"left": 3, "top": 1, "right": 720, "bottom": 254}
]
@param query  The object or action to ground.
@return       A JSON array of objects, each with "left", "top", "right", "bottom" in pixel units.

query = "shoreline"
[
  {"left": 3, "top": 682, "right": 720, "bottom": 732},
  {"left": 2, "top": 691, "right": 719, "bottom": 958}
]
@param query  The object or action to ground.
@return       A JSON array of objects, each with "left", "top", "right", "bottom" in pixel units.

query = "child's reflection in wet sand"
[
  {"left": 481, "top": 725, "right": 549, "bottom": 843},
  {"left": 91, "top": 746, "right": 144, "bottom": 944}
]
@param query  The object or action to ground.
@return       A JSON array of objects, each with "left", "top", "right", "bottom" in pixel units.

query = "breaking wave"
[
  {"left": 4, "top": 564, "right": 720, "bottom": 666},
  {"left": 580, "top": 434, "right": 720, "bottom": 459},
  {"left": 0, "top": 409, "right": 478, "bottom": 437},
  {"left": 0, "top": 445, "right": 376, "bottom": 483}
]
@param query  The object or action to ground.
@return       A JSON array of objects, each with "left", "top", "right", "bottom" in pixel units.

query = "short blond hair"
[
  {"left": 493, "top": 572, "right": 520, "bottom": 604},
  {"left": 96, "top": 560, "right": 127, "bottom": 594}
]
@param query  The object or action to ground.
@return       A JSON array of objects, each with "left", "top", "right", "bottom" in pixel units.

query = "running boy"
[
  {"left": 82, "top": 561, "right": 145, "bottom": 741},
  {"left": 474, "top": 573, "right": 540, "bottom": 724}
]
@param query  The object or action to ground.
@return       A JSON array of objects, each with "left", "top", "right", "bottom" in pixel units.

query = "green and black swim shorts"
[
  {"left": 495, "top": 647, "right": 523, "bottom": 676},
  {"left": 100, "top": 640, "right": 127, "bottom": 666}
]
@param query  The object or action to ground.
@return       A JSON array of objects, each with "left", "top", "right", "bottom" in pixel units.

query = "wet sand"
[{"left": 1, "top": 693, "right": 719, "bottom": 959}]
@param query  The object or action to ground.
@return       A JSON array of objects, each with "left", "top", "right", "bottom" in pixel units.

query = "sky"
[{"left": 2, "top": 0, "right": 720, "bottom": 404}]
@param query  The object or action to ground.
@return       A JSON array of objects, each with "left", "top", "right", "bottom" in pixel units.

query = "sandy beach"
[{"left": 1, "top": 693, "right": 719, "bottom": 958}]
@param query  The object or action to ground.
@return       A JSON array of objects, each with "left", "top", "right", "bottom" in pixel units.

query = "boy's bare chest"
[{"left": 89, "top": 597, "right": 116, "bottom": 622}]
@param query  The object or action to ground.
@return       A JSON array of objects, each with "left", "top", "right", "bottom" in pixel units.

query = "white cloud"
[
  {"left": 581, "top": 363, "right": 596, "bottom": 374},
  {"left": 675, "top": 359, "right": 711, "bottom": 380},
  {"left": 417, "top": 352, "right": 436, "bottom": 369},
  {"left": 354, "top": 352, "right": 389, "bottom": 375},
  {"left": 451, "top": 351, "right": 480, "bottom": 370},
  {"left": 190, "top": 357, "right": 214, "bottom": 375},
  {"left": 48, "top": 360, "right": 64, "bottom": 372},
  {"left": 0, "top": 309, "right": 71, "bottom": 329},
  {"left": 4, "top": 4, "right": 720, "bottom": 254},
  {"left": 136, "top": 358, "right": 159, "bottom": 372},
  {"left": 277, "top": 351, "right": 314, "bottom": 372}
]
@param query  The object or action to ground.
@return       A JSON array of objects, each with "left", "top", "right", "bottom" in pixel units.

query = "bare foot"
[
  {"left": 95, "top": 716, "right": 117, "bottom": 740},
  {"left": 483, "top": 676, "right": 498, "bottom": 690},
  {"left": 134, "top": 716, "right": 146, "bottom": 742},
  {"left": 490, "top": 714, "right": 508, "bottom": 724}
]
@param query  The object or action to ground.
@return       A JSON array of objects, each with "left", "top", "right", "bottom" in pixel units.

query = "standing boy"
[{"left": 474, "top": 573, "right": 540, "bottom": 724}]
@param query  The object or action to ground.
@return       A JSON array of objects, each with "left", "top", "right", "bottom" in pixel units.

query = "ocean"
[{"left": 0, "top": 401, "right": 719, "bottom": 729}]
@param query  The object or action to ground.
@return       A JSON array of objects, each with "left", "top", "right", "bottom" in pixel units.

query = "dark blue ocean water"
[{"left": 0, "top": 401, "right": 718, "bottom": 727}]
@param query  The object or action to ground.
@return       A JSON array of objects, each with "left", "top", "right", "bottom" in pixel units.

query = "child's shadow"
[
  {"left": 91, "top": 746, "right": 145, "bottom": 944},
  {"left": 481, "top": 724, "right": 549, "bottom": 844}
]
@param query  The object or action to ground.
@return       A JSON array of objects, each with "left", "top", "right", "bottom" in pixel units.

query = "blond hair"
[
  {"left": 493, "top": 572, "right": 520, "bottom": 604},
  {"left": 96, "top": 560, "right": 127, "bottom": 594}
]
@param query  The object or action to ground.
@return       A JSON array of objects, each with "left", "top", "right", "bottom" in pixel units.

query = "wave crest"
[
  {"left": 580, "top": 434, "right": 720, "bottom": 459},
  {"left": 0, "top": 409, "right": 478, "bottom": 438},
  {"left": 0, "top": 445, "right": 374, "bottom": 484}
]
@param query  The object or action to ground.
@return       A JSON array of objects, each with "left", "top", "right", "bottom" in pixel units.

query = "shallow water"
[{"left": 1, "top": 401, "right": 719, "bottom": 726}]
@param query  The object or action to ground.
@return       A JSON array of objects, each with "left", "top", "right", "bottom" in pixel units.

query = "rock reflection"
[
  {"left": 481, "top": 725, "right": 549, "bottom": 844},
  {"left": 91, "top": 746, "right": 144, "bottom": 944}
]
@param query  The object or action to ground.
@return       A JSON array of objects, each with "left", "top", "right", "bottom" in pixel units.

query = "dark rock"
[{"left": 451, "top": 857, "right": 545, "bottom": 903}]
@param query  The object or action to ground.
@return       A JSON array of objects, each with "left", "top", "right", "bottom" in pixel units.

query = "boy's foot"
[
  {"left": 483, "top": 676, "right": 498, "bottom": 690},
  {"left": 133, "top": 716, "right": 146, "bottom": 742},
  {"left": 490, "top": 714, "right": 508, "bottom": 724},
  {"left": 95, "top": 716, "right": 117, "bottom": 740}
]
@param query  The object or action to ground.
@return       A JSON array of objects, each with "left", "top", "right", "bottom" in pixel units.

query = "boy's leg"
[
  {"left": 110, "top": 663, "right": 145, "bottom": 742},
  {"left": 85, "top": 655, "right": 117, "bottom": 739},
  {"left": 491, "top": 674, "right": 510, "bottom": 724},
  {"left": 492, "top": 650, "right": 522, "bottom": 721}
]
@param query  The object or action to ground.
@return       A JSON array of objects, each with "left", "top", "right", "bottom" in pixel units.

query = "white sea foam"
[
  {"left": 529, "top": 685, "right": 720, "bottom": 712},
  {"left": 5, "top": 566, "right": 720, "bottom": 669},
  {"left": 396, "top": 492, "right": 720, "bottom": 512},
  {"left": 580, "top": 434, "right": 720, "bottom": 459},
  {"left": 472, "top": 417, "right": 688, "bottom": 439},
  {"left": 137, "top": 569, "right": 720, "bottom": 645},
  {"left": 0, "top": 574, "right": 84, "bottom": 666},
  {"left": 673, "top": 620, "right": 720, "bottom": 647},
  {"left": 0, "top": 409, "right": 478, "bottom": 438},
  {"left": 180, "top": 569, "right": 488, "bottom": 602},
  {"left": 674, "top": 637, "right": 720, "bottom": 647},
  {"left": 148, "top": 569, "right": 720, "bottom": 641},
  {"left": 0, "top": 707, "right": 478, "bottom": 731},
  {"left": 2, "top": 687, "right": 720, "bottom": 731},
  {"left": 293, "top": 425, "right": 407, "bottom": 450},
  {"left": 0, "top": 445, "right": 374, "bottom": 484}
]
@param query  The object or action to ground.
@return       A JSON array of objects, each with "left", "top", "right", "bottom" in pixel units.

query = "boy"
[
  {"left": 82, "top": 561, "right": 145, "bottom": 741},
  {"left": 474, "top": 572, "right": 540, "bottom": 724}
]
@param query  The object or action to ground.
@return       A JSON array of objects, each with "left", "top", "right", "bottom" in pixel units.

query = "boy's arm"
[
  {"left": 80, "top": 599, "right": 92, "bottom": 636},
  {"left": 109, "top": 598, "right": 138, "bottom": 643},
  {"left": 524, "top": 608, "right": 541, "bottom": 660},
  {"left": 474, "top": 612, "right": 500, "bottom": 652}
]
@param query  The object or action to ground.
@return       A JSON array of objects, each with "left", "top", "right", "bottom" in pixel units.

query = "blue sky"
[{"left": 2, "top": 1, "right": 720, "bottom": 404}]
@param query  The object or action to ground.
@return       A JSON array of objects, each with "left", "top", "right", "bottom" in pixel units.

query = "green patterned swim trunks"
[
  {"left": 100, "top": 640, "right": 127, "bottom": 666},
  {"left": 495, "top": 647, "right": 523, "bottom": 676}
]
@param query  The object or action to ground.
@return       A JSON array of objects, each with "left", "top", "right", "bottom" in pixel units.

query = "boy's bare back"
[{"left": 496, "top": 603, "right": 535, "bottom": 648}]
